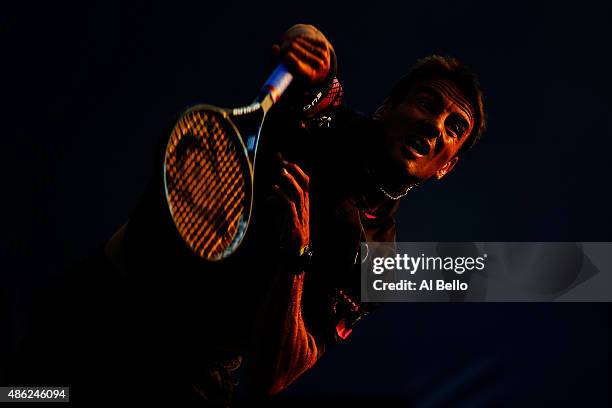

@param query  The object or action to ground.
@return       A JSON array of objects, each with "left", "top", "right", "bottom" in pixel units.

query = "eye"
[
  {"left": 447, "top": 118, "right": 467, "bottom": 139},
  {"left": 416, "top": 97, "right": 433, "bottom": 112},
  {"left": 449, "top": 123, "right": 460, "bottom": 137}
]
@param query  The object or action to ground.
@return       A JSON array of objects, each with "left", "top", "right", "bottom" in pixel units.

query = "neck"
[
  {"left": 358, "top": 168, "right": 390, "bottom": 212},
  {"left": 331, "top": 112, "right": 414, "bottom": 211},
  {"left": 351, "top": 156, "right": 408, "bottom": 213}
]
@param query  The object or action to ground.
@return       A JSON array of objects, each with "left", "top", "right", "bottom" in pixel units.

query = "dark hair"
[{"left": 385, "top": 55, "right": 486, "bottom": 156}]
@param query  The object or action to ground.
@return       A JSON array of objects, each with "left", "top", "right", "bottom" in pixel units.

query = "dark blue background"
[{"left": 3, "top": 1, "right": 611, "bottom": 405}]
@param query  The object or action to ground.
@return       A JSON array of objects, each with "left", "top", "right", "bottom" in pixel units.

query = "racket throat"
[{"left": 230, "top": 107, "right": 266, "bottom": 158}]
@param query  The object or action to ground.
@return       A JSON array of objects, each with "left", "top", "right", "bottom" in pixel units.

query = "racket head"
[{"left": 163, "top": 105, "right": 254, "bottom": 261}]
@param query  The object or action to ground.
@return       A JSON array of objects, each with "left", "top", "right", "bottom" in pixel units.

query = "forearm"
[{"left": 246, "top": 265, "right": 321, "bottom": 395}]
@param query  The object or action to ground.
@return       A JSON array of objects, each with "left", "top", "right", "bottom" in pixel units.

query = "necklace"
[{"left": 365, "top": 167, "right": 417, "bottom": 200}]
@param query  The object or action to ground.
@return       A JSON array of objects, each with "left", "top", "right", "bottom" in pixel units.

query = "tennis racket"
[{"left": 163, "top": 64, "right": 293, "bottom": 261}]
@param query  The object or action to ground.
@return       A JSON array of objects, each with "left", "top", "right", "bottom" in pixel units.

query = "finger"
[
  {"left": 282, "top": 162, "right": 309, "bottom": 192},
  {"left": 279, "top": 33, "right": 329, "bottom": 57},
  {"left": 295, "top": 35, "right": 329, "bottom": 51},
  {"left": 289, "top": 202, "right": 300, "bottom": 225},
  {"left": 272, "top": 44, "right": 281, "bottom": 56},
  {"left": 276, "top": 153, "right": 310, "bottom": 191},
  {"left": 295, "top": 36, "right": 329, "bottom": 60},
  {"left": 285, "top": 162, "right": 309, "bottom": 186},
  {"left": 280, "top": 168, "right": 304, "bottom": 210},
  {"left": 284, "top": 51, "right": 316, "bottom": 80},
  {"left": 288, "top": 41, "right": 326, "bottom": 70},
  {"left": 273, "top": 185, "right": 299, "bottom": 220},
  {"left": 281, "top": 167, "right": 302, "bottom": 195},
  {"left": 273, "top": 184, "right": 293, "bottom": 207},
  {"left": 276, "top": 152, "right": 289, "bottom": 166}
]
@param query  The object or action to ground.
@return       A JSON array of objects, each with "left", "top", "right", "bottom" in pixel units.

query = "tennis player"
[{"left": 15, "top": 24, "right": 486, "bottom": 407}]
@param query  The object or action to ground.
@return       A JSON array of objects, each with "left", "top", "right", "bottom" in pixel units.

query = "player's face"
[{"left": 373, "top": 78, "right": 475, "bottom": 187}]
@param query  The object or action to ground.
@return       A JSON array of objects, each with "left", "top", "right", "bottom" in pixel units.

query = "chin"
[
  {"left": 402, "top": 158, "right": 431, "bottom": 185},
  {"left": 396, "top": 160, "right": 417, "bottom": 185},
  {"left": 385, "top": 152, "right": 416, "bottom": 186}
]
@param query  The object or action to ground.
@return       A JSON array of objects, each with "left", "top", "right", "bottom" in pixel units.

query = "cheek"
[
  {"left": 434, "top": 137, "right": 462, "bottom": 161},
  {"left": 417, "top": 139, "right": 459, "bottom": 174}
]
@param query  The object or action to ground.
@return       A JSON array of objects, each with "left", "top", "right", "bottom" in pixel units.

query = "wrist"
[{"left": 281, "top": 242, "right": 313, "bottom": 272}]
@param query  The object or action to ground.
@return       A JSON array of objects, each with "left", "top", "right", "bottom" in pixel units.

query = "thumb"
[{"left": 271, "top": 44, "right": 281, "bottom": 56}]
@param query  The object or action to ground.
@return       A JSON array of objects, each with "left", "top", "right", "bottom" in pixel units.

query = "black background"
[{"left": 3, "top": 0, "right": 611, "bottom": 405}]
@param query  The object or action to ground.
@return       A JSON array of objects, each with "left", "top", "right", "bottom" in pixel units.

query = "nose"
[{"left": 420, "top": 118, "right": 443, "bottom": 140}]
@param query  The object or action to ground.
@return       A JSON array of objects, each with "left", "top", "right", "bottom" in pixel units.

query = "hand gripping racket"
[{"left": 163, "top": 64, "right": 293, "bottom": 261}]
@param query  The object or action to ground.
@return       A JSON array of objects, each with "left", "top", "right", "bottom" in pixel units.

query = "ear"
[
  {"left": 435, "top": 156, "right": 459, "bottom": 180},
  {"left": 372, "top": 103, "right": 391, "bottom": 120}
]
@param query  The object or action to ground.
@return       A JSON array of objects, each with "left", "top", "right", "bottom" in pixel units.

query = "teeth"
[
  {"left": 405, "top": 135, "right": 429, "bottom": 155},
  {"left": 411, "top": 138, "right": 428, "bottom": 154}
]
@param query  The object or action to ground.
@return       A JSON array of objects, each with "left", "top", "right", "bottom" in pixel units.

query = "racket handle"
[{"left": 260, "top": 63, "right": 293, "bottom": 104}]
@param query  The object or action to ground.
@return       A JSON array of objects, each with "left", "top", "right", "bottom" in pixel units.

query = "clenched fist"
[{"left": 272, "top": 24, "right": 333, "bottom": 85}]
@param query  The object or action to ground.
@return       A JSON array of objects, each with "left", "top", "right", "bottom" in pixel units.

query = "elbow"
[
  {"left": 266, "top": 356, "right": 317, "bottom": 395},
  {"left": 268, "top": 380, "right": 290, "bottom": 396},
  {"left": 249, "top": 337, "right": 322, "bottom": 396},
  {"left": 270, "top": 337, "right": 321, "bottom": 394},
  {"left": 247, "top": 371, "right": 292, "bottom": 397}
]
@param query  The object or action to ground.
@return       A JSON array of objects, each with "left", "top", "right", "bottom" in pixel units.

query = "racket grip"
[{"left": 261, "top": 63, "right": 293, "bottom": 103}]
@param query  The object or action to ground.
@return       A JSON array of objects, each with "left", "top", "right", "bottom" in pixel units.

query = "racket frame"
[{"left": 162, "top": 63, "right": 293, "bottom": 261}]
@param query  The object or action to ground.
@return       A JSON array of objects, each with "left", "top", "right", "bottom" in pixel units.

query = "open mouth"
[{"left": 404, "top": 135, "right": 431, "bottom": 156}]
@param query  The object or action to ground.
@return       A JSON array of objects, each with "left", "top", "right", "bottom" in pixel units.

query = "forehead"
[{"left": 414, "top": 78, "right": 474, "bottom": 123}]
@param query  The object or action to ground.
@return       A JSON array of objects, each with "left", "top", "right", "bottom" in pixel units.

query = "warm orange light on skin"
[
  {"left": 257, "top": 271, "right": 321, "bottom": 396},
  {"left": 370, "top": 78, "right": 476, "bottom": 191}
]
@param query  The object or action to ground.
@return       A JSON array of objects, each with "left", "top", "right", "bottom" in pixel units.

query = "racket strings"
[
  {"left": 172, "top": 114, "right": 243, "bottom": 256},
  {"left": 165, "top": 110, "right": 248, "bottom": 259}
]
